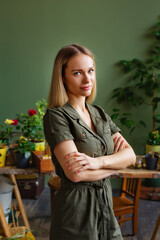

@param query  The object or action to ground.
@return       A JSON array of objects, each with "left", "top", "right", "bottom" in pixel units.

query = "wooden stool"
[{"left": 48, "top": 176, "right": 61, "bottom": 215}]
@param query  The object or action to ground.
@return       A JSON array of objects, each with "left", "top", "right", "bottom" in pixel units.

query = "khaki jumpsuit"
[{"left": 43, "top": 102, "right": 123, "bottom": 240}]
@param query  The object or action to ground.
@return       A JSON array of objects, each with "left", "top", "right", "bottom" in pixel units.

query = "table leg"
[
  {"left": 0, "top": 202, "right": 11, "bottom": 237},
  {"left": 9, "top": 174, "right": 30, "bottom": 230},
  {"left": 151, "top": 214, "right": 160, "bottom": 240}
]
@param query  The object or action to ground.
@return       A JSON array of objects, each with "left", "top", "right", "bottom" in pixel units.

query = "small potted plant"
[
  {"left": 15, "top": 99, "right": 47, "bottom": 151},
  {"left": 11, "top": 136, "right": 35, "bottom": 168},
  {"left": 146, "top": 129, "right": 160, "bottom": 152}
]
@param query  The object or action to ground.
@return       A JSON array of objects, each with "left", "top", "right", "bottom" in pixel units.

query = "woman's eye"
[
  {"left": 74, "top": 72, "right": 80, "bottom": 76},
  {"left": 88, "top": 69, "right": 94, "bottom": 73}
]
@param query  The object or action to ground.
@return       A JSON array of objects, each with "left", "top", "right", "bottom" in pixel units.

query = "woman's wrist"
[{"left": 97, "top": 157, "right": 105, "bottom": 169}]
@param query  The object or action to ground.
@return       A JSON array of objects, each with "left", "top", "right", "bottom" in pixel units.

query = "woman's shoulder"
[
  {"left": 43, "top": 105, "right": 66, "bottom": 124},
  {"left": 44, "top": 105, "right": 66, "bottom": 117},
  {"left": 87, "top": 104, "right": 110, "bottom": 120}
]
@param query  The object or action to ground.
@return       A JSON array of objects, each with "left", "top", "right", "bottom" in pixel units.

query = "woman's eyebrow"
[
  {"left": 71, "top": 66, "right": 94, "bottom": 72},
  {"left": 71, "top": 69, "right": 82, "bottom": 72}
]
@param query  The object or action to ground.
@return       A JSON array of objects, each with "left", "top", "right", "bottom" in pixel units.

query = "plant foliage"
[{"left": 111, "top": 19, "right": 160, "bottom": 142}]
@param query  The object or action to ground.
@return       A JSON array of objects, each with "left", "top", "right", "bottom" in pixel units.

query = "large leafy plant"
[{"left": 111, "top": 19, "right": 160, "bottom": 140}]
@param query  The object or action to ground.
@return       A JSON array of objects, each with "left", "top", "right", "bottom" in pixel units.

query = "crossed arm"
[{"left": 54, "top": 132, "right": 136, "bottom": 183}]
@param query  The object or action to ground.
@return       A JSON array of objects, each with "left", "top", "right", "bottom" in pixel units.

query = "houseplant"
[
  {"left": 111, "top": 19, "right": 160, "bottom": 150},
  {"left": 11, "top": 136, "right": 35, "bottom": 168},
  {"left": 111, "top": 18, "right": 160, "bottom": 189},
  {"left": 15, "top": 99, "right": 47, "bottom": 150}
]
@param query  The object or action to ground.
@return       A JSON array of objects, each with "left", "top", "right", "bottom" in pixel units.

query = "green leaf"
[
  {"left": 111, "top": 114, "right": 118, "bottom": 120},
  {"left": 139, "top": 120, "right": 147, "bottom": 128}
]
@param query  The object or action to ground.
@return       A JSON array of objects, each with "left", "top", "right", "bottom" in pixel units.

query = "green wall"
[{"left": 1, "top": 0, "right": 160, "bottom": 155}]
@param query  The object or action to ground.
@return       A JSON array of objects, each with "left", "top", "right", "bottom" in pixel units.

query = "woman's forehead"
[{"left": 66, "top": 54, "right": 94, "bottom": 70}]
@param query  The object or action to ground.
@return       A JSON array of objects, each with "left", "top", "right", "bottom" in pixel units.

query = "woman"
[{"left": 43, "top": 44, "right": 136, "bottom": 240}]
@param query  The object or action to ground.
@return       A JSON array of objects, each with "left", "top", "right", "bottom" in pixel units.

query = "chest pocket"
[
  {"left": 72, "top": 128, "right": 97, "bottom": 157},
  {"left": 102, "top": 123, "right": 114, "bottom": 155}
]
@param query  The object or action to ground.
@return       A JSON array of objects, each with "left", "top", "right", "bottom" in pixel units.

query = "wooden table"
[
  {"left": 0, "top": 165, "right": 160, "bottom": 238},
  {"left": 117, "top": 167, "right": 160, "bottom": 179},
  {"left": 0, "top": 165, "right": 160, "bottom": 178}
]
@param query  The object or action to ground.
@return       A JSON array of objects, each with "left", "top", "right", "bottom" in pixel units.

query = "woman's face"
[{"left": 63, "top": 54, "right": 95, "bottom": 100}]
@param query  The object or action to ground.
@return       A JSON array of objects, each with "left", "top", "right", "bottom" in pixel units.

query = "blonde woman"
[{"left": 43, "top": 44, "right": 136, "bottom": 240}]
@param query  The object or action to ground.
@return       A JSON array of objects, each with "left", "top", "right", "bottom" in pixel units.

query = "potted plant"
[
  {"left": 15, "top": 99, "right": 47, "bottom": 151},
  {"left": 11, "top": 136, "right": 35, "bottom": 168},
  {"left": 111, "top": 19, "right": 160, "bottom": 151},
  {"left": 111, "top": 18, "right": 160, "bottom": 192}
]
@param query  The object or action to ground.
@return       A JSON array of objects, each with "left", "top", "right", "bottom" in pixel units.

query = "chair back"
[{"left": 121, "top": 178, "right": 141, "bottom": 203}]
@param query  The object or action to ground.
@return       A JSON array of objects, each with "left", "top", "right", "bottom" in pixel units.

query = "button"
[
  {"left": 81, "top": 132, "right": 86, "bottom": 138},
  {"left": 107, "top": 128, "right": 111, "bottom": 133}
]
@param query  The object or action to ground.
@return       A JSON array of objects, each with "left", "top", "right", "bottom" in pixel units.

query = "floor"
[{"left": 21, "top": 187, "right": 160, "bottom": 240}]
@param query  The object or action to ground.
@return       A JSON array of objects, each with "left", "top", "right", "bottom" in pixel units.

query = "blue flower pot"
[
  {"left": 145, "top": 154, "right": 159, "bottom": 170},
  {"left": 15, "top": 152, "right": 31, "bottom": 168}
]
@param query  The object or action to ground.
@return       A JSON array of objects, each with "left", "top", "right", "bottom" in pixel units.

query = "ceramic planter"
[
  {"left": 14, "top": 151, "right": 31, "bottom": 168},
  {"left": 34, "top": 140, "right": 45, "bottom": 151},
  {"left": 145, "top": 154, "right": 159, "bottom": 170},
  {"left": 0, "top": 146, "right": 7, "bottom": 167},
  {"left": 0, "top": 175, "right": 15, "bottom": 223},
  {"left": 146, "top": 144, "right": 160, "bottom": 154}
]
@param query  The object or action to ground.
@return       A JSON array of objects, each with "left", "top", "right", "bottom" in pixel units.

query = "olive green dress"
[{"left": 43, "top": 102, "right": 123, "bottom": 240}]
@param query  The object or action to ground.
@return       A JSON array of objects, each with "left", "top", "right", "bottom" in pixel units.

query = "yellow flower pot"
[
  {"left": 0, "top": 146, "right": 7, "bottom": 167},
  {"left": 146, "top": 144, "right": 160, "bottom": 154},
  {"left": 34, "top": 141, "right": 45, "bottom": 151}
]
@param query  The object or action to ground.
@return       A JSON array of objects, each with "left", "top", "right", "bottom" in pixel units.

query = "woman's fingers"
[
  {"left": 114, "top": 136, "right": 125, "bottom": 152},
  {"left": 65, "top": 151, "right": 80, "bottom": 159}
]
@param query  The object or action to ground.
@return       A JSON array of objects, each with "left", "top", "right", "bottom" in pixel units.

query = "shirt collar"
[
  {"left": 62, "top": 102, "right": 80, "bottom": 120},
  {"left": 62, "top": 102, "right": 101, "bottom": 120}
]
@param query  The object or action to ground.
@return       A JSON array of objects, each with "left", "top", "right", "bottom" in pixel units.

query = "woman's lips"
[{"left": 80, "top": 85, "right": 92, "bottom": 91}]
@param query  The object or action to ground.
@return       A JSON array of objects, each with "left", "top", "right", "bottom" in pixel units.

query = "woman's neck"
[{"left": 68, "top": 97, "right": 87, "bottom": 113}]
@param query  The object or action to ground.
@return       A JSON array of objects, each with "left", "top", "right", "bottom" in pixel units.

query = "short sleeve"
[
  {"left": 108, "top": 115, "right": 121, "bottom": 135},
  {"left": 43, "top": 108, "right": 74, "bottom": 149}
]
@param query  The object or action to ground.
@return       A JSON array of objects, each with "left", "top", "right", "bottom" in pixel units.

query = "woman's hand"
[
  {"left": 65, "top": 151, "right": 103, "bottom": 173},
  {"left": 112, "top": 132, "right": 126, "bottom": 153}
]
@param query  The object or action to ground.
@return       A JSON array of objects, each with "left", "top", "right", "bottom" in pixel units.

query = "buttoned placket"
[{"left": 62, "top": 102, "right": 109, "bottom": 155}]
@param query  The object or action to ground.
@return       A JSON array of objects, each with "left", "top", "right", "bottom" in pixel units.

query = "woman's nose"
[{"left": 83, "top": 73, "right": 90, "bottom": 83}]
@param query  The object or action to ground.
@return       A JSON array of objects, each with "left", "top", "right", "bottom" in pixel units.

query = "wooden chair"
[
  {"left": 151, "top": 213, "right": 160, "bottom": 240},
  {"left": 113, "top": 178, "right": 141, "bottom": 236}
]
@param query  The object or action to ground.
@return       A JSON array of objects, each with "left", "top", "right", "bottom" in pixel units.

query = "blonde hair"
[{"left": 47, "top": 44, "right": 96, "bottom": 108}]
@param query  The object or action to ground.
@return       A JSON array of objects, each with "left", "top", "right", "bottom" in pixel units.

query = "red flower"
[
  {"left": 12, "top": 119, "right": 18, "bottom": 126},
  {"left": 28, "top": 109, "right": 37, "bottom": 116}
]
